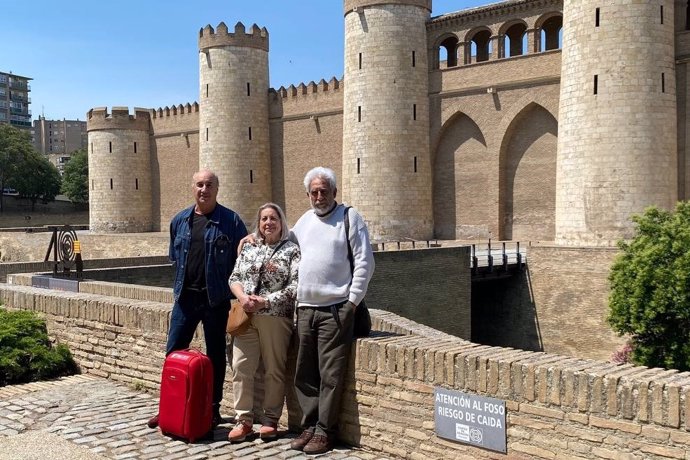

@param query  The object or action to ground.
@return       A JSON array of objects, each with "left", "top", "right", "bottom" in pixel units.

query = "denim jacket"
[{"left": 169, "top": 203, "right": 248, "bottom": 307}]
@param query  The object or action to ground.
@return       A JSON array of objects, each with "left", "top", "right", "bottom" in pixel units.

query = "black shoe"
[
  {"left": 212, "top": 412, "right": 222, "bottom": 428},
  {"left": 147, "top": 413, "right": 159, "bottom": 429}
]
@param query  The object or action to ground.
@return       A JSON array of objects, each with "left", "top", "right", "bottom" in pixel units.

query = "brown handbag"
[{"left": 227, "top": 301, "right": 251, "bottom": 336}]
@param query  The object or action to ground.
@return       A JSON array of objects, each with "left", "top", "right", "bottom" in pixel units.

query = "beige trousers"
[{"left": 231, "top": 314, "right": 293, "bottom": 424}]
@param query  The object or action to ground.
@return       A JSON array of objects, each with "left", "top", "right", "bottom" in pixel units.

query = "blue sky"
[{"left": 1, "top": 0, "right": 487, "bottom": 121}]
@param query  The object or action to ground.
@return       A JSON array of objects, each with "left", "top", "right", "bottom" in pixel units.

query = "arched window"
[
  {"left": 504, "top": 23, "right": 527, "bottom": 57},
  {"left": 439, "top": 36, "right": 459, "bottom": 68},
  {"left": 540, "top": 15, "right": 563, "bottom": 51},
  {"left": 470, "top": 30, "right": 492, "bottom": 63}
]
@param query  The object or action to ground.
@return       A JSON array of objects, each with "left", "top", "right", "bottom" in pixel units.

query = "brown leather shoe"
[
  {"left": 147, "top": 413, "right": 159, "bottom": 429},
  {"left": 303, "top": 433, "right": 333, "bottom": 455},
  {"left": 290, "top": 428, "right": 314, "bottom": 451}
]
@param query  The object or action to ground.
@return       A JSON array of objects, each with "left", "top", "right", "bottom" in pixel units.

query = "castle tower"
[
  {"left": 555, "top": 0, "right": 677, "bottom": 246},
  {"left": 198, "top": 22, "right": 271, "bottom": 223},
  {"left": 87, "top": 107, "right": 153, "bottom": 233},
  {"left": 342, "top": 0, "right": 434, "bottom": 240}
]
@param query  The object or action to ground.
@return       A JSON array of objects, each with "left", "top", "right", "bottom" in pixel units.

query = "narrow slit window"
[
  {"left": 250, "top": 170, "right": 254, "bottom": 183},
  {"left": 414, "top": 156, "right": 418, "bottom": 173},
  {"left": 248, "top": 127, "right": 252, "bottom": 140},
  {"left": 91, "top": 179, "right": 94, "bottom": 190},
  {"left": 357, "top": 158, "right": 361, "bottom": 174},
  {"left": 412, "top": 50, "right": 416, "bottom": 67},
  {"left": 206, "top": 128, "right": 209, "bottom": 141},
  {"left": 109, "top": 141, "right": 112, "bottom": 153},
  {"left": 247, "top": 82, "right": 251, "bottom": 96},
  {"left": 660, "top": 5, "right": 664, "bottom": 24},
  {"left": 358, "top": 106, "right": 361, "bottom": 122},
  {"left": 595, "top": 8, "right": 600, "bottom": 27},
  {"left": 205, "top": 84, "right": 209, "bottom": 97},
  {"left": 90, "top": 142, "right": 93, "bottom": 153},
  {"left": 662, "top": 73, "right": 665, "bottom": 93},
  {"left": 110, "top": 178, "right": 113, "bottom": 190},
  {"left": 135, "top": 178, "right": 139, "bottom": 190},
  {"left": 134, "top": 142, "right": 137, "bottom": 153},
  {"left": 594, "top": 74, "right": 598, "bottom": 95},
  {"left": 413, "top": 104, "right": 417, "bottom": 121},
  {"left": 359, "top": 53, "right": 362, "bottom": 70}
]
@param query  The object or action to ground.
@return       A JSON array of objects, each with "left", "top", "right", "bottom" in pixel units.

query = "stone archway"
[
  {"left": 433, "top": 112, "right": 490, "bottom": 239},
  {"left": 498, "top": 103, "right": 558, "bottom": 242}
]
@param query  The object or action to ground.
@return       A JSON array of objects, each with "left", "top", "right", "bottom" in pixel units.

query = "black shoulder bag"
[{"left": 344, "top": 206, "right": 372, "bottom": 338}]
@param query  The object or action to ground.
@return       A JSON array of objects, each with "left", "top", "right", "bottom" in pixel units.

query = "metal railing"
[{"left": 471, "top": 240, "right": 526, "bottom": 273}]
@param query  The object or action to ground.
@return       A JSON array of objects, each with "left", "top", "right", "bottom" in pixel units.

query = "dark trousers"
[
  {"left": 294, "top": 304, "right": 354, "bottom": 438},
  {"left": 166, "top": 288, "right": 229, "bottom": 412}
]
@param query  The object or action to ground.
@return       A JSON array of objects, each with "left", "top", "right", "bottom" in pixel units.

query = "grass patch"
[{"left": 0, "top": 307, "right": 78, "bottom": 386}]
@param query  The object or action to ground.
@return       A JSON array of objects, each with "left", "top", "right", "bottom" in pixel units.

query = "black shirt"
[{"left": 184, "top": 212, "right": 209, "bottom": 290}]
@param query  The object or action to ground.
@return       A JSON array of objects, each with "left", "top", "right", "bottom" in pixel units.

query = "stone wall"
[
  {"left": 1, "top": 282, "right": 689, "bottom": 459},
  {"left": 472, "top": 244, "right": 624, "bottom": 362}
]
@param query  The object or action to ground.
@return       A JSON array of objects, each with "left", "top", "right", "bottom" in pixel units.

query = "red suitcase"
[{"left": 158, "top": 349, "right": 214, "bottom": 442}]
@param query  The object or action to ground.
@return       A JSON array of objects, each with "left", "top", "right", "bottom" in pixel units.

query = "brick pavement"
[{"left": 0, "top": 375, "right": 394, "bottom": 460}]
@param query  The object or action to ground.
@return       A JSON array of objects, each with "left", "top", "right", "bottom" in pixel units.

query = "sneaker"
[
  {"left": 303, "top": 433, "right": 333, "bottom": 455},
  {"left": 259, "top": 422, "right": 278, "bottom": 439},
  {"left": 228, "top": 420, "right": 254, "bottom": 442},
  {"left": 146, "top": 413, "right": 159, "bottom": 429},
  {"left": 290, "top": 428, "right": 314, "bottom": 451}
]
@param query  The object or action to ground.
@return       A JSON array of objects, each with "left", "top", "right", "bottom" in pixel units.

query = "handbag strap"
[
  {"left": 344, "top": 206, "right": 354, "bottom": 275},
  {"left": 254, "top": 239, "right": 289, "bottom": 294}
]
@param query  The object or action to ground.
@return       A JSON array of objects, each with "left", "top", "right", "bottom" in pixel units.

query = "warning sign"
[{"left": 434, "top": 387, "right": 506, "bottom": 453}]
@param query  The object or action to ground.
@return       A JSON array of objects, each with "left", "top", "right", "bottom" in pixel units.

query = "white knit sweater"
[{"left": 291, "top": 203, "right": 374, "bottom": 307}]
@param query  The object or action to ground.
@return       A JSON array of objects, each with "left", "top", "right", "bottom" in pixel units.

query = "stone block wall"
[{"left": 1, "top": 283, "right": 690, "bottom": 459}]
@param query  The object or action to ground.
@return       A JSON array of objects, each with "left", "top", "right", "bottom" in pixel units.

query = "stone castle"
[{"left": 86, "top": 0, "right": 687, "bottom": 246}]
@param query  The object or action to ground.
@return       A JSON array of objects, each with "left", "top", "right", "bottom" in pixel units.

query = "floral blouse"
[{"left": 228, "top": 239, "right": 300, "bottom": 318}]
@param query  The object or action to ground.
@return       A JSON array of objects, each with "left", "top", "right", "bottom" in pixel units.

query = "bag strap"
[
  {"left": 254, "top": 239, "right": 289, "bottom": 294},
  {"left": 344, "top": 206, "right": 354, "bottom": 275}
]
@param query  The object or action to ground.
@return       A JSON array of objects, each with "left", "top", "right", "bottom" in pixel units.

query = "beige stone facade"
[{"left": 86, "top": 0, "right": 688, "bottom": 245}]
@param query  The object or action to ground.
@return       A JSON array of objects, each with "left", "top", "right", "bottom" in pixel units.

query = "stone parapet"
[
  {"left": 1, "top": 283, "right": 690, "bottom": 458},
  {"left": 344, "top": 0, "right": 431, "bottom": 15}
]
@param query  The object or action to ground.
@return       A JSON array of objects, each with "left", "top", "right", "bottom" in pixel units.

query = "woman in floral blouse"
[{"left": 227, "top": 202, "right": 300, "bottom": 443}]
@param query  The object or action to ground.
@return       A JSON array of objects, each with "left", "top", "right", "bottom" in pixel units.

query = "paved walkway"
[{"left": 0, "top": 375, "right": 393, "bottom": 460}]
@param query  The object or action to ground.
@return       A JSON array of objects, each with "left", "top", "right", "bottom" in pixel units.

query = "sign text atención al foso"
[{"left": 434, "top": 387, "right": 507, "bottom": 453}]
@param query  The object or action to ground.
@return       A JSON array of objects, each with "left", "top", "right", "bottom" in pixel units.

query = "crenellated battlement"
[
  {"left": 198, "top": 21, "right": 269, "bottom": 52},
  {"left": 271, "top": 76, "right": 343, "bottom": 100},
  {"left": 150, "top": 102, "right": 199, "bottom": 119},
  {"left": 87, "top": 106, "right": 151, "bottom": 132}
]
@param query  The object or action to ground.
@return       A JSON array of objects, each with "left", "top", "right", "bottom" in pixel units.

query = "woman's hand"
[
  {"left": 245, "top": 294, "right": 268, "bottom": 312},
  {"left": 239, "top": 293, "right": 258, "bottom": 312}
]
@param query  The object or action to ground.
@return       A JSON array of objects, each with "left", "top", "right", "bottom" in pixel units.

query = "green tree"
[
  {"left": 11, "top": 149, "right": 62, "bottom": 212},
  {"left": 60, "top": 148, "right": 89, "bottom": 204},
  {"left": 0, "top": 124, "right": 34, "bottom": 213},
  {"left": 607, "top": 202, "right": 690, "bottom": 370}
]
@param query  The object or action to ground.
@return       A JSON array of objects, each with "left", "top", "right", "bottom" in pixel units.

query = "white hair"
[{"left": 303, "top": 167, "right": 337, "bottom": 192}]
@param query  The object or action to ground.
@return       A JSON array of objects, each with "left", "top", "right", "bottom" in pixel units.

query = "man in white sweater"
[{"left": 289, "top": 166, "right": 374, "bottom": 455}]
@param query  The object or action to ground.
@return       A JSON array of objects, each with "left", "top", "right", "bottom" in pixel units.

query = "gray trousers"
[{"left": 294, "top": 304, "right": 354, "bottom": 437}]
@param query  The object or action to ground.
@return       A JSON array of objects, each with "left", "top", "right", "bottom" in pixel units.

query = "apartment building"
[
  {"left": 0, "top": 71, "right": 31, "bottom": 128},
  {"left": 32, "top": 116, "right": 87, "bottom": 173}
]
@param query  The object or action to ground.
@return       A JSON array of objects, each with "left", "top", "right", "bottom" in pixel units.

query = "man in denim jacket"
[{"left": 148, "top": 169, "right": 247, "bottom": 428}]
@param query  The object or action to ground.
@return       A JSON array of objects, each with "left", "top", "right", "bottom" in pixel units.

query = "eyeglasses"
[{"left": 309, "top": 189, "right": 331, "bottom": 198}]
